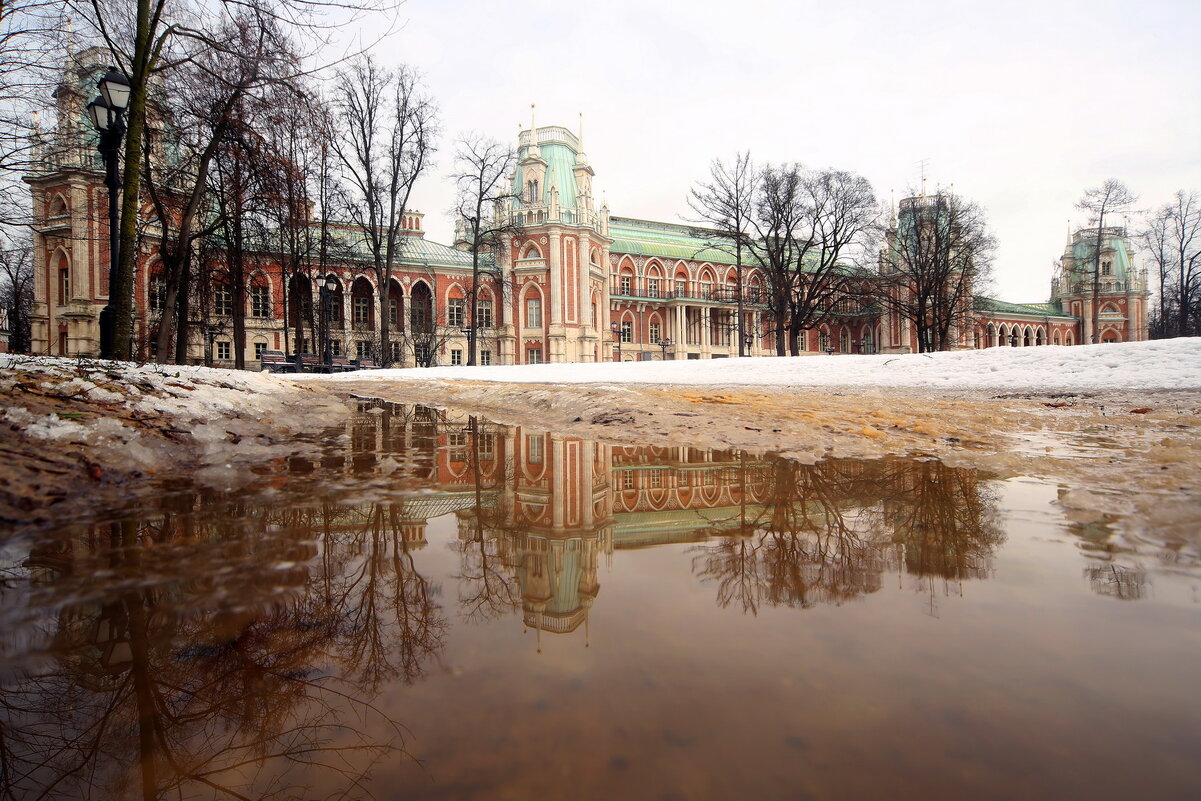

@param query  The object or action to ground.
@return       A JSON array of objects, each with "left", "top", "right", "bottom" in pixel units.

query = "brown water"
[{"left": 1, "top": 401, "right": 1198, "bottom": 801}]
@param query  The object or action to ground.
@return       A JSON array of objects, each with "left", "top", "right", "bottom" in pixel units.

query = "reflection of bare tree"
[
  {"left": 0, "top": 489, "right": 448, "bottom": 800},
  {"left": 1084, "top": 563, "right": 1147, "bottom": 601},
  {"left": 692, "top": 458, "right": 1004, "bottom": 615},
  {"left": 454, "top": 417, "right": 521, "bottom": 624}
]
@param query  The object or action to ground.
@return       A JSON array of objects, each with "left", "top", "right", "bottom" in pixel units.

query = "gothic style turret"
[
  {"left": 500, "top": 118, "right": 613, "bottom": 364},
  {"left": 1052, "top": 226, "right": 1149, "bottom": 343}
]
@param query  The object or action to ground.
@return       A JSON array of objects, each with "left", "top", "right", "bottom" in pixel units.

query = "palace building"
[{"left": 25, "top": 52, "right": 1149, "bottom": 365}]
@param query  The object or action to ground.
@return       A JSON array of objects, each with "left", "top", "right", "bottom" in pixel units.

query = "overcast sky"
[{"left": 357, "top": 0, "right": 1200, "bottom": 302}]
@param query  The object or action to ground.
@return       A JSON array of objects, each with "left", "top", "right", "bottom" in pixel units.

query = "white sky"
[{"left": 357, "top": 0, "right": 1201, "bottom": 302}]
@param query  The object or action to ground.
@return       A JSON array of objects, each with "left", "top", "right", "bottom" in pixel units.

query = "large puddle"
[{"left": 1, "top": 400, "right": 1198, "bottom": 800}]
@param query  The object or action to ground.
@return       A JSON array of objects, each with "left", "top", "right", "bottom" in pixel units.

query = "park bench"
[
  {"left": 353, "top": 358, "right": 378, "bottom": 369},
  {"left": 330, "top": 355, "right": 355, "bottom": 372},
  {"left": 294, "top": 353, "right": 323, "bottom": 372},
  {"left": 258, "top": 350, "right": 293, "bottom": 373}
]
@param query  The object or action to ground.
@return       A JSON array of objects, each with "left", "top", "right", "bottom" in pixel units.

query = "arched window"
[
  {"left": 410, "top": 282, "right": 433, "bottom": 332},
  {"left": 388, "top": 280, "right": 404, "bottom": 328},
  {"left": 149, "top": 271, "right": 167, "bottom": 313},
  {"left": 58, "top": 263, "right": 70, "bottom": 305},
  {"left": 250, "top": 281, "right": 271, "bottom": 319},
  {"left": 839, "top": 329, "right": 850, "bottom": 353},
  {"left": 351, "top": 277, "right": 374, "bottom": 328}
]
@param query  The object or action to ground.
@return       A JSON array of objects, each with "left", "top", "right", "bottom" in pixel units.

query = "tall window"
[
  {"left": 414, "top": 343, "right": 431, "bottom": 365},
  {"left": 818, "top": 331, "right": 831, "bottom": 352},
  {"left": 251, "top": 285, "right": 270, "bottom": 318},
  {"left": 481, "top": 350, "right": 492, "bottom": 366},
  {"left": 216, "top": 341, "right": 231, "bottom": 360},
  {"left": 649, "top": 321, "right": 661, "bottom": 344},
  {"left": 528, "top": 348, "right": 542, "bottom": 364},
  {"left": 58, "top": 268, "right": 70, "bottom": 305},
  {"left": 1101, "top": 260, "right": 1112, "bottom": 276},
  {"left": 622, "top": 470, "right": 635, "bottom": 490},
  {"left": 149, "top": 276, "right": 166, "bottom": 312},
  {"left": 526, "top": 297, "right": 541, "bottom": 328},
  {"left": 647, "top": 278, "right": 660, "bottom": 298},
  {"left": 389, "top": 341, "right": 403, "bottom": 362},
  {"left": 675, "top": 279, "right": 686, "bottom": 297},
  {"left": 214, "top": 285, "right": 233, "bottom": 316},
  {"left": 448, "top": 298, "right": 465, "bottom": 327},
  {"left": 478, "top": 433, "right": 495, "bottom": 460},
  {"left": 448, "top": 431, "right": 467, "bottom": 462},
  {"left": 356, "top": 340, "right": 371, "bottom": 359},
  {"left": 353, "top": 295, "right": 370, "bottom": 324},
  {"left": 839, "top": 330, "right": 850, "bottom": 353},
  {"left": 620, "top": 320, "right": 633, "bottom": 343},
  {"left": 389, "top": 298, "right": 400, "bottom": 326},
  {"left": 254, "top": 341, "right": 266, "bottom": 360},
  {"left": 620, "top": 275, "right": 632, "bottom": 295},
  {"left": 527, "top": 434, "right": 544, "bottom": 464},
  {"left": 451, "top": 349, "right": 463, "bottom": 365},
  {"left": 476, "top": 299, "right": 493, "bottom": 328}
]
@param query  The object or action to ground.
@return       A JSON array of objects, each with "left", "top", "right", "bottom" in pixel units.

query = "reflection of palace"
[{"left": 335, "top": 403, "right": 1005, "bottom": 638}]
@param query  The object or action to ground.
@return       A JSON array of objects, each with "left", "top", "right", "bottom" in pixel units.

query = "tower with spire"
[
  {"left": 500, "top": 109, "right": 612, "bottom": 364},
  {"left": 1051, "top": 223, "right": 1148, "bottom": 344}
]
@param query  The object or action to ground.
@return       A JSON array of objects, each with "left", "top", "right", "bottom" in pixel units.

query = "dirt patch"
[{"left": 0, "top": 359, "right": 348, "bottom": 531}]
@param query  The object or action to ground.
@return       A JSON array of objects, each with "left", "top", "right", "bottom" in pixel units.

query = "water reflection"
[{"left": 0, "top": 401, "right": 1187, "bottom": 800}]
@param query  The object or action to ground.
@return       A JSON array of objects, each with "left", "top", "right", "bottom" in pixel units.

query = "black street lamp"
[
  {"left": 87, "top": 66, "right": 131, "bottom": 360},
  {"left": 318, "top": 274, "right": 339, "bottom": 367},
  {"left": 658, "top": 337, "right": 672, "bottom": 360},
  {"left": 611, "top": 321, "right": 623, "bottom": 362}
]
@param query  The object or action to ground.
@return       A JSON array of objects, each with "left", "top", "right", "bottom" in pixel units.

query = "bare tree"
[
  {"left": 451, "top": 134, "right": 519, "bottom": 365},
  {"left": 735, "top": 164, "right": 880, "bottom": 355},
  {"left": 1076, "top": 179, "right": 1137, "bottom": 343},
  {"left": 1141, "top": 190, "right": 1200, "bottom": 338},
  {"left": 0, "top": 0, "right": 66, "bottom": 227},
  {"left": 876, "top": 191, "right": 995, "bottom": 352},
  {"left": 143, "top": 11, "right": 301, "bottom": 364},
  {"left": 333, "top": 56, "right": 437, "bottom": 367},
  {"left": 688, "top": 153, "right": 757, "bottom": 355},
  {"left": 0, "top": 230, "right": 33, "bottom": 352},
  {"left": 66, "top": 0, "right": 400, "bottom": 359}
]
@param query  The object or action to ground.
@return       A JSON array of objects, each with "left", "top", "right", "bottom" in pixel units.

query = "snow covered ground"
[
  {"left": 290, "top": 338, "right": 1201, "bottom": 391},
  {"left": 292, "top": 338, "right": 1201, "bottom": 392}
]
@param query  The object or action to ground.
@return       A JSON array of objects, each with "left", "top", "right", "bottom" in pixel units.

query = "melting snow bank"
[
  {"left": 0, "top": 356, "right": 348, "bottom": 530},
  {"left": 292, "top": 338, "right": 1201, "bottom": 391}
]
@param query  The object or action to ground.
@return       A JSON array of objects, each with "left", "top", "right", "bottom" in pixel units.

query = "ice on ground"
[{"left": 291, "top": 338, "right": 1201, "bottom": 392}]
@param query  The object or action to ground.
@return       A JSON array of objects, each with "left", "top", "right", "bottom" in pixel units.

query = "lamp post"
[
  {"left": 658, "top": 337, "right": 672, "bottom": 360},
  {"left": 743, "top": 333, "right": 753, "bottom": 356},
  {"left": 611, "top": 322, "right": 623, "bottom": 362},
  {"left": 318, "top": 274, "right": 338, "bottom": 367},
  {"left": 87, "top": 67, "right": 131, "bottom": 360}
]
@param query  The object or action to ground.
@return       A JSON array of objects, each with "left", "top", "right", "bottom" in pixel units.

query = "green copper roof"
[
  {"left": 975, "top": 296, "right": 1074, "bottom": 319},
  {"left": 1066, "top": 228, "right": 1134, "bottom": 280},
  {"left": 609, "top": 217, "right": 741, "bottom": 266},
  {"left": 514, "top": 127, "right": 584, "bottom": 211},
  {"left": 326, "top": 227, "right": 477, "bottom": 270}
]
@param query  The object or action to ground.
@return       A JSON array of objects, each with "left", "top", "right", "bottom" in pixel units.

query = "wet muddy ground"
[{"left": 2, "top": 399, "right": 1199, "bottom": 801}]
